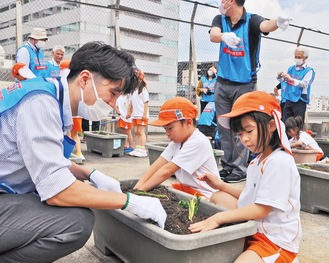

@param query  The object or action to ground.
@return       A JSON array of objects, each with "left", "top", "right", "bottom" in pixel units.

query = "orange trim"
[
  {"left": 171, "top": 183, "right": 206, "bottom": 198},
  {"left": 247, "top": 232, "right": 297, "bottom": 262}
]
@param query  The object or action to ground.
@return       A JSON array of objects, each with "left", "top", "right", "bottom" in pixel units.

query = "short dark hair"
[
  {"left": 68, "top": 41, "right": 136, "bottom": 94},
  {"left": 285, "top": 116, "right": 304, "bottom": 140},
  {"left": 236, "top": 0, "right": 245, "bottom": 6},
  {"left": 230, "top": 111, "right": 280, "bottom": 152}
]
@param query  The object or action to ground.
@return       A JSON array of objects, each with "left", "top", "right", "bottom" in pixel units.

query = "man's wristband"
[
  {"left": 121, "top": 192, "right": 130, "bottom": 210},
  {"left": 88, "top": 168, "right": 96, "bottom": 181}
]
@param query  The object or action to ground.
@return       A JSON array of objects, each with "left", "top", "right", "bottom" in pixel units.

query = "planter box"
[
  {"left": 315, "top": 138, "right": 329, "bottom": 158},
  {"left": 84, "top": 131, "right": 127, "bottom": 157},
  {"left": 93, "top": 179, "right": 257, "bottom": 263},
  {"left": 146, "top": 142, "right": 224, "bottom": 168},
  {"left": 297, "top": 164, "right": 329, "bottom": 214},
  {"left": 291, "top": 148, "right": 318, "bottom": 163}
]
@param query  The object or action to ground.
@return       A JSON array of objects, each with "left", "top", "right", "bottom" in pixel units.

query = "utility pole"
[{"left": 16, "top": 0, "right": 23, "bottom": 51}]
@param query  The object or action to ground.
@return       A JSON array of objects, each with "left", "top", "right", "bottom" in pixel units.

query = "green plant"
[
  {"left": 179, "top": 194, "right": 201, "bottom": 221},
  {"left": 134, "top": 190, "right": 168, "bottom": 199}
]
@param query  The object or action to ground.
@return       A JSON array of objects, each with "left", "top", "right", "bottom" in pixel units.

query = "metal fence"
[{"left": 1, "top": 0, "right": 329, "bottom": 113}]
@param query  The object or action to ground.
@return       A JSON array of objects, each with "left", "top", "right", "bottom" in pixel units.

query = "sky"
[{"left": 178, "top": 0, "right": 329, "bottom": 97}]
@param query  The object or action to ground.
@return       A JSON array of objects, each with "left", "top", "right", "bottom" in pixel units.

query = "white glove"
[
  {"left": 89, "top": 170, "right": 122, "bottom": 193},
  {"left": 276, "top": 15, "right": 292, "bottom": 31},
  {"left": 123, "top": 193, "right": 167, "bottom": 229},
  {"left": 222, "top": 32, "right": 240, "bottom": 48}
]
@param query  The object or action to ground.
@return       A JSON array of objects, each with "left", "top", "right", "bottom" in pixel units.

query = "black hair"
[
  {"left": 179, "top": 119, "right": 197, "bottom": 127},
  {"left": 230, "top": 111, "right": 280, "bottom": 152},
  {"left": 235, "top": 0, "right": 245, "bottom": 6},
  {"left": 285, "top": 116, "right": 304, "bottom": 140},
  {"left": 67, "top": 41, "right": 136, "bottom": 94}
]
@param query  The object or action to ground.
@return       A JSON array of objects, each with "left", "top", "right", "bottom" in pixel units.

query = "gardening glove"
[
  {"left": 89, "top": 170, "right": 122, "bottom": 193},
  {"left": 222, "top": 32, "right": 240, "bottom": 48},
  {"left": 276, "top": 15, "right": 292, "bottom": 31},
  {"left": 123, "top": 193, "right": 167, "bottom": 229}
]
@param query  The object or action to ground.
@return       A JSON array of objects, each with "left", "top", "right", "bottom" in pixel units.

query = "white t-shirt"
[
  {"left": 131, "top": 87, "right": 149, "bottom": 119},
  {"left": 238, "top": 148, "right": 302, "bottom": 253},
  {"left": 116, "top": 94, "right": 132, "bottom": 123},
  {"left": 289, "top": 131, "right": 323, "bottom": 154},
  {"left": 161, "top": 129, "right": 220, "bottom": 198}
]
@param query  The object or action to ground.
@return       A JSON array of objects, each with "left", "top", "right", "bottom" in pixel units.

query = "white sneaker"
[
  {"left": 133, "top": 149, "right": 148, "bottom": 158},
  {"left": 69, "top": 153, "right": 83, "bottom": 164},
  {"left": 128, "top": 149, "right": 138, "bottom": 156},
  {"left": 76, "top": 153, "right": 86, "bottom": 162}
]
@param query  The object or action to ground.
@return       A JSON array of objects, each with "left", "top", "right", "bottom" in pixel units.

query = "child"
[
  {"left": 115, "top": 94, "right": 134, "bottom": 153},
  {"left": 134, "top": 97, "right": 221, "bottom": 199},
  {"left": 285, "top": 116, "right": 324, "bottom": 161},
  {"left": 189, "top": 91, "right": 301, "bottom": 262},
  {"left": 127, "top": 69, "right": 149, "bottom": 157}
]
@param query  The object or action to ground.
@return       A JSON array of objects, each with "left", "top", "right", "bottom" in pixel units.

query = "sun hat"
[
  {"left": 150, "top": 97, "right": 198, "bottom": 126},
  {"left": 28, "top": 28, "right": 48, "bottom": 40},
  {"left": 12, "top": 62, "right": 36, "bottom": 79},
  {"left": 60, "top": 59, "right": 71, "bottom": 70},
  {"left": 218, "top": 91, "right": 292, "bottom": 154}
]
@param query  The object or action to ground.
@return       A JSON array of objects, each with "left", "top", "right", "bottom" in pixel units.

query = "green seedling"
[
  {"left": 179, "top": 194, "right": 201, "bottom": 221},
  {"left": 134, "top": 190, "right": 169, "bottom": 199}
]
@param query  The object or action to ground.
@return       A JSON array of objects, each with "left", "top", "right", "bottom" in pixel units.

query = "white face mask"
[
  {"left": 35, "top": 40, "right": 46, "bottom": 49},
  {"left": 78, "top": 75, "right": 113, "bottom": 121},
  {"left": 295, "top": 58, "right": 304, "bottom": 66},
  {"left": 219, "top": 0, "right": 231, "bottom": 15},
  {"left": 208, "top": 70, "right": 214, "bottom": 76}
]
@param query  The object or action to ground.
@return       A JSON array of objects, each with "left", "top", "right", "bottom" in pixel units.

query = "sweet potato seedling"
[{"left": 179, "top": 194, "right": 201, "bottom": 221}]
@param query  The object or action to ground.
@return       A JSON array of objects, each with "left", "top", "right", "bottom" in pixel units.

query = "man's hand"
[
  {"left": 123, "top": 193, "right": 167, "bottom": 229},
  {"left": 89, "top": 170, "right": 122, "bottom": 193},
  {"left": 276, "top": 16, "right": 292, "bottom": 31},
  {"left": 222, "top": 32, "right": 240, "bottom": 48}
]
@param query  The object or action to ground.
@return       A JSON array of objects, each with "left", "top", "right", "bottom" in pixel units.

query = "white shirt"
[
  {"left": 16, "top": 42, "right": 36, "bottom": 66},
  {"left": 238, "top": 149, "right": 302, "bottom": 253},
  {"left": 161, "top": 129, "right": 219, "bottom": 198},
  {"left": 289, "top": 131, "right": 323, "bottom": 154},
  {"left": 0, "top": 94, "right": 76, "bottom": 201},
  {"left": 131, "top": 87, "right": 149, "bottom": 119},
  {"left": 116, "top": 94, "right": 132, "bottom": 123}
]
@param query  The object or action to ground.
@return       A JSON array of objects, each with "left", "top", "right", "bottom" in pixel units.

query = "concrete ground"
[{"left": 56, "top": 133, "right": 329, "bottom": 263}]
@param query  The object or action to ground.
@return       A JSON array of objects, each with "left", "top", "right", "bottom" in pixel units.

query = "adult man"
[
  {"left": 277, "top": 46, "right": 315, "bottom": 123},
  {"left": 16, "top": 27, "right": 49, "bottom": 77},
  {"left": 210, "top": 0, "right": 292, "bottom": 183},
  {"left": 47, "top": 45, "right": 66, "bottom": 77},
  {"left": 0, "top": 42, "right": 166, "bottom": 262}
]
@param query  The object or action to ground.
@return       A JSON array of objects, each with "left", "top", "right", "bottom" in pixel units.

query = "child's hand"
[
  {"left": 196, "top": 172, "right": 222, "bottom": 190},
  {"left": 189, "top": 214, "right": 221, "bottom": 232}
]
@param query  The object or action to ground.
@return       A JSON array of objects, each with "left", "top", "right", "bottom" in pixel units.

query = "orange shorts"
[
  {"left": 132, "top": 118, "right": 148, "bottom": 126},
  {"left": 72, "top": 117, "right": 82, "bottom": 132},
  {"left": 171, "top": 183, "right": 207, "bottom": 199},
  {"left": 316, "top": 152, "right": 324, "bottom": 162},
  {"left": 118, "top": 118, "right": 133, "bottom": 130},
  {"left": 246, "top": 232, "right": 297, "bottom": 263}
]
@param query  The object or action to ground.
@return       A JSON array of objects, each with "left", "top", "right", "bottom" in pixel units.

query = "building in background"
[{"left": 0, "top": 0, "right": 180, "bottom": 117}]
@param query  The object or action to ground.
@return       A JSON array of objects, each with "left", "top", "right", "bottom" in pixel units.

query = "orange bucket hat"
[
  {"left": 60, "top": 59, "right": 71, "bottom": 70},
  {"left": 12, "top": 62, "right": 36, "bottom": 79},
  {"left": 218, "top": 91, "right": 292, "bottom": 154},
  {"left": 150, "top": 97, "right": 197, "bottom": 126}
]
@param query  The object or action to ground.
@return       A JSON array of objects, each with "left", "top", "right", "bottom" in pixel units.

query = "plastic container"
[
  {"left": 84, "top": 131, "right": 127, "bottom": 157},
  {"left": 93, "top": 179, "right": 257, "bottom": 263},
  {"left": 291, "top": 148, "right": 318, "bottom": 163}
]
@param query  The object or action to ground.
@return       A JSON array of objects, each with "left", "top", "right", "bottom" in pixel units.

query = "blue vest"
[
  {"left": 198, "top": 101, "right": 217, "bottom": 127},
  {"left": 0, "top": 78, "right": 75, "bottom": 159},
  {"left": 46, "top": 61, "right": 60, "bottom": 78},
  {"left": 17, "top": 44, "right": 48, "bottom": 77},
  {"left": 218, "top": 13, "right": 260, "bottom": 83},
  {"left": 282, "top": 66, "right": 315, "bottom": 104},
  {"left": 200, "top": 76, "right": 216, "bottom": 102}
]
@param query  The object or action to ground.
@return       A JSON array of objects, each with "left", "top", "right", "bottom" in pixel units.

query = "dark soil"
[{"left": 121, "top": 185, "right": 210, "bottom": 235}]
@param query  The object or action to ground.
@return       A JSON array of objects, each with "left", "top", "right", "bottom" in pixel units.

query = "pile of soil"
[{"left": 122, "top": 185, "right": 209, "bottom": 235}]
